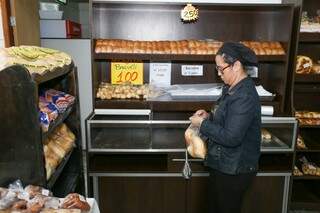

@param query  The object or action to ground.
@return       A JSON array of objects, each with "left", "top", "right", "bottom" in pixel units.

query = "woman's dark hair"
[{"left": 220, "top": 53, "right": 238, "bottom": 65}]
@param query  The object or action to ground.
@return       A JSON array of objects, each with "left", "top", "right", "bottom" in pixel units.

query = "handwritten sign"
[
  {"left": 111, "top": 62, "right": 143, "bottom": 85},
  {"left": 149, "top": 62, "right": 171, "bottom": 87}
]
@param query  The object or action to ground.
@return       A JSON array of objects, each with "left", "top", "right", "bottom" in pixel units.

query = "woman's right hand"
[{"left": 194, "top": 109, "right": 209, "bottom": 119}]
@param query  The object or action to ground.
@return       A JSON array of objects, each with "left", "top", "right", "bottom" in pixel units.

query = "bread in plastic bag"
[{"left": 184, "top": 124, "right": 207, "bottom": 159}]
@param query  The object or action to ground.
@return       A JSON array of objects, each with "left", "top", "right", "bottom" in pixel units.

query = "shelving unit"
[
  {"left": 291, "top": 0, "right": 320, "bottom": 211},
  {"left": 86, "top": 2, "right": 301, "bottom": 213},
  {"left": 0, "top": 64, "right": 84, "bottom": 197}
]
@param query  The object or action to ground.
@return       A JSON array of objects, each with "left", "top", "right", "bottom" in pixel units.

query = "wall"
[
  {"left": 0, "top": 6, "right": 4, "bottom": 48},
  {"left": 41, "top": 39, "right": 92, "bottom": 149}
]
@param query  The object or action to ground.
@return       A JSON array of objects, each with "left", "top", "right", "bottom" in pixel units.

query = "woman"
[{"left": 189, "top": 42, "right": 261, "bottom": 213}]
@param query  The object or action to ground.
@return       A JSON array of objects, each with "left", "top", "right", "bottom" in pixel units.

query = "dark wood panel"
[
  {"left": 94, "top": 53, "right": 287, "bottom": 62},
  {"left": 98, "top": 176, "right": 186, "bottom": 213},
  {"left": 242, "top": 176, "right": 285, "bottom": 213},
  {"left": 291, "top": 180, "right": 320, "bottom": 211},
  {"left": 295, "top": 74, "right": 320, "bottom": 83},
  {"left": 92, "top": 4, "right": 293, "bottom": 42},
  {"left": 297, "top": 42, "right": 320, "bottom": 61},
  {"left": 294, "top": 84, "right": 320, "bottom": 110},
  {"left": 0, "top": 65, "right": 46, "bottom": 187},
  {"left": 299, "top": 33, "right": 320, "bottom": 43}
]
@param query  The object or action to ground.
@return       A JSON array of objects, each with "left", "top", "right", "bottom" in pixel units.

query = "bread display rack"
[
  {"left": 291, "top": 0, "right": 320, "bottom": 210},
  {"left": 86, "top": 2, "right": 300, "bottom": 213},
  {"left": 0, "top": 61, "right": 84, "bottom": 197}
]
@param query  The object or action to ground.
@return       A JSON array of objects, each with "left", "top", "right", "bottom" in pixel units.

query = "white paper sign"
[
  {"left": 149, "top": 62, "right": 171, "bottom": 86},
  {"left": 246, "top": 66, "right": 258, "bottom": 78},
  {"left": 181, "top": 65, "right": 203, "bottom": 76}
]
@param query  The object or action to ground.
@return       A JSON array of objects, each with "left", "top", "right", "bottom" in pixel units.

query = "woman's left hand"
[{"left": 189, "top": 115, "right": 204, "bottom": 127}]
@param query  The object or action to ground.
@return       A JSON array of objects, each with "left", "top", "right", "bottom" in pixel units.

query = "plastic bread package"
[{"left": 184, "top": 124, "right": 207, "bottom": 159}]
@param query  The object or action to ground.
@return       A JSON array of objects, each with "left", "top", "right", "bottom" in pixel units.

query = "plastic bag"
[
  {"left": 184, "top": 124, "right": 207, "bottom": 159},
  {"left": 182, "top": 150, "right": 192, "bottom": 179}
]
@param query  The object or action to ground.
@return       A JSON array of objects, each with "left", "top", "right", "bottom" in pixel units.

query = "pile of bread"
[
  {"left": 95, "top": 39, "right": 285, "bottom": 56},
  {"left": 0, "top": 46, "right": 72, "bottom": 75},
  {"left": 294, "top": 156, "right": 320, "bottom": 177},
  {"left": 43, "top": 123, "right": 76, "bottom": 180},
  {"left": 96, "top": 82, "right": 153, "bottom": 100},
  {"left": 296, "top": 55, "right": 320, "bottom": 74},
  {"left": 0, "top": 183, "right": 90, "bottom": 212},
  {"left": 295, "top": 111, "right": 320, "bottom": 126}
]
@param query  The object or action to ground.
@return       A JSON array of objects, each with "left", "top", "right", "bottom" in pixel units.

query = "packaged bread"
[
  {"left": 296, "top": 55, "right": 313, "bottom": 74},
  {"left": 293, "top": 166, "right": 303, "bottom": 176},
  {"left": 185, "top": 125, "right": 207, "bottom": 159},
  {"left": 296, "top": 135, "right": 307, "bottom": 149}
]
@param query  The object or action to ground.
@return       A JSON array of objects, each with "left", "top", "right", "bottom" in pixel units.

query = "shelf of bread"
[
  {"left": 43, "top": 123, "right": 76, "bottom": 183},
  {"left": 94, "top": 39, "right": 286, "bottom": 62},
  {"left": 0, "top": 46, "right": 73, "bottom": 84},
  {"left": 295, "top": 111, "right": 320, "bottom": 127},
  {"left": 0, "top": 180, "right": 92, "bottom": 212}
]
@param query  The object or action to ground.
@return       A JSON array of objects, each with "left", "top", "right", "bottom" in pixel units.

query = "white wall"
[
  {"left": 41, "top": 39, "right": 92, "bottom": 149},
  {"left": 0, "top": 7, "right": 4, "bottom": 48}
]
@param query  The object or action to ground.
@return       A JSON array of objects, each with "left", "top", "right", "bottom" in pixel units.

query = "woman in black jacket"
[{"left": 190, "top": 42, "right": 261, "bottom": 213}]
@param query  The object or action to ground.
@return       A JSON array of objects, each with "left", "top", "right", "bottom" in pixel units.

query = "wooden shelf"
[
  {"left": 94, "top": 53, "right": 286, "bottom": 62},
  {"left": 299, "top": 124, "right": 320, "bottom": 128},
  {"left": 295, "top": 74, "right": 320, "bottom": 83},
  {"left": 291, "top": 180, "right": 320, "bottom": 211},
  {"left": 299, "top": 32, "right": 320, "bottom": 42},
  {"left": 42, "top": 103, "right": 75, "bottom": 142},
  {"left": 47, "top": 147, "right": 74, "bottom": 189},
  {"left": 293, "top": 176, "right": 320, "bottom": 180},
  {"left": 32, "top": 63, "right": 74, "bottom": 84}
]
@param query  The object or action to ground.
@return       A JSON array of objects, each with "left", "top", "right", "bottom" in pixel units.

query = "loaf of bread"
[
  {"left": 295, "top": 111, "right": 320, "bottom": 119},
  {"left": 261, "top": 128, "right": 272, "bottom": 142},
  {"left": 185, "top": 125, "right": 207, "bottom": 159}
]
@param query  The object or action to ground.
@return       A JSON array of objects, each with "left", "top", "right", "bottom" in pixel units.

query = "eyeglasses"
[{"left": 215, "top": 64, "right": 232, "bottom": 75}]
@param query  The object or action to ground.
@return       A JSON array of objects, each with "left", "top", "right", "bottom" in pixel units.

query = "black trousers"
[{"left": 208, "top": 168, "right": 256, "bottom": 213}]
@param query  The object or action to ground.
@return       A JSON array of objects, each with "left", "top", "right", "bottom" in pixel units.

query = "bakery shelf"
[
  {"left": 94, "top": 53, "right": 286, "bottom": 62},
  {"left": 299, "top": 32, "right": 320, "bottom": 43},
  {"left": 291, "top": 180, "right": 320, "bottom": 211},
  {"left": 293, "top": 176, "right": 320, "bottom": 180},
  {"left": 32, "top": 63, "right": 74, "bottom": 84},
  {"left": 42, "top": 103, "right": 75, "bottom": 142},
  {"left": 299, "top": 124, "right": 320, "bottom": 128},
  {"left": 295, "top": 74, "right": 320, "bottom": 83},
  {"left": 47, "top": 147, "right": 75, "bottom": 189}
]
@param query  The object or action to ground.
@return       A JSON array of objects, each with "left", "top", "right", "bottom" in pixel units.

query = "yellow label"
[{"left": 111, "top": 62, "right": 143, "bottom": 85}]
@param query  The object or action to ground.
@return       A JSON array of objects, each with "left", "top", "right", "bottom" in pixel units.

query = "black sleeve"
[{"left": 200, "top": 94, "right": 256, "bottom": 148}]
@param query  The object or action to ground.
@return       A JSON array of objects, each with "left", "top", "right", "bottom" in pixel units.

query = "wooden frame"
[{"left": 0, "top": 0, "right": 13, "bottom": 47}]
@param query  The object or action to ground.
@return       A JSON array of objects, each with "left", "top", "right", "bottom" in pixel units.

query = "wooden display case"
[
  {"left": 87, "top": 1, "right": 301, "bottom": 213},
  {"left": 0, "top": 64, "right": 84, "bottom": 197},
  {"left": 291, "top": 0, "right": 320, "bottom": 211}
]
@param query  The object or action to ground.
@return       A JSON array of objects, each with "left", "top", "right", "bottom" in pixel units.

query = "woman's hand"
[
  {"left": 194, "top": 109, "right": 209, "bottom": 119},
  {"left": 189, "top": 115, "right": 204, "bottom": 127}
]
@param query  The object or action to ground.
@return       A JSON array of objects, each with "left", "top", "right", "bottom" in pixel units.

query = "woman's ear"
[{"left": 233, "top": 61, "right": 242, "bottom": 72}]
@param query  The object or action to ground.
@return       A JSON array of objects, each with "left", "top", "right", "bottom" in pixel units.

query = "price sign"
[{"left": 111, "top": 62, "right": 143, "bottom": 85}]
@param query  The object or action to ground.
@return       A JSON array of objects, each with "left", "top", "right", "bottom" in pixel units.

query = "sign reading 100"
[{"left": 111, "top": 62, "right": 143, "bottom": 85}]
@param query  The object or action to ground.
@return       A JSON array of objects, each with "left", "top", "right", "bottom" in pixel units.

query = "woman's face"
[{"left": 215, "top": 54, "right": 234, "bottom": 85}]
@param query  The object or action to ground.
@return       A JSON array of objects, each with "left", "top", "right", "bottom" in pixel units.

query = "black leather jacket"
[{"left": 200, "top": 77, "right": 261, "bottom": 175}]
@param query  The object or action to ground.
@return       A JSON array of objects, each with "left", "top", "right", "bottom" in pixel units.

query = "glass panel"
[
  {"left": 152, "top": 123, "right": 189, "bottom": 149},
  {"left": 90, "top": 123, "right": 150, "bottom": 149},
  {"left": 261, "top": 122, "right": 295, "bottom": 150}
]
